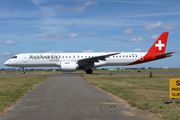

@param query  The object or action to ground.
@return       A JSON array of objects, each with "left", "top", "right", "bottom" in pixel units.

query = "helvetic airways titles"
[{"left": 29, "top": 54, "right": 61, "bottom": 60}]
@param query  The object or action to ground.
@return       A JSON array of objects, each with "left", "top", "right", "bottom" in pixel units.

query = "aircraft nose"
[{"left": 4, "top": 61, "right": 9, "bottom": 66}]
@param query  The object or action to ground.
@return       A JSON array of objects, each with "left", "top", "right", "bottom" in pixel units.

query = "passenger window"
[
  {"left": 123, "top": 55, "right": 125, "bottom": 57},
  {"left": 126, "top": 55, "right": 128, "bottom": 57},
  {"left": 62, "top": 56, "right": 64, "bottom": 58},
  {"left": 129, "top": 55, "right": 131, "bottom": 57},
  {"left": 69, "top": 56, "right": 71, "bottom": 58}
]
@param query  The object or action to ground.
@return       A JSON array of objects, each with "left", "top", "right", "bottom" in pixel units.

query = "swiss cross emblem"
[{"left": 155, "top": 40, "right": 165, "bottom": 50}]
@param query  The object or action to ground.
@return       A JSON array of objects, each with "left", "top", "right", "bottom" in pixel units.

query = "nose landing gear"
[{"left": 20, "top": 67, "right": 25, "bottom": 74}]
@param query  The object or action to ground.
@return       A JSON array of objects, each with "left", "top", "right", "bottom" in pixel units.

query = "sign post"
[{"left": 169, "top": 79, "right": 180, "bottom": 103}]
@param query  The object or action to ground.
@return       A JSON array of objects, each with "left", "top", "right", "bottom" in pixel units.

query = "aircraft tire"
[
  {"left": 86, "top": 69, "right": 93, "bottom": 74},
  {"left": 22, "top": 71, "right": 25, "bottom": 74}
]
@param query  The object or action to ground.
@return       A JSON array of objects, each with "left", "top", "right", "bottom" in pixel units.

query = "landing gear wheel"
[
  {"left": 86, "top": 69, "right": 93, "bottom": 74},
  {"left": 20, "top": 67, "right": 25, "bottom": 74},
  {"left": 21, "top": 71, "right": 25, "bottom": 74}
]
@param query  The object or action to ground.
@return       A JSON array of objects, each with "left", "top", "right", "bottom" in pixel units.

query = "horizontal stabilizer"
[{"left": 155, "top": 52, "right": 175, "bottom": 58}]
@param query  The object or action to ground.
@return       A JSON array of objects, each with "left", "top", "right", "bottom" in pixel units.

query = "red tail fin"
[{"left": 148, "top": 32, "right": 169, "bottom": 54}]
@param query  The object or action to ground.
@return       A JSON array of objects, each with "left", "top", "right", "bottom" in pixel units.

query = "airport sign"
[{"left": 169, "top": 79, "right": 180, "bottom": 98}]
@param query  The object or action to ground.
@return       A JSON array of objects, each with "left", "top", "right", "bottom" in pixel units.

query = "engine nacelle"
[{"left": 60, "top": 61, "right": 78, "bottom": 72}]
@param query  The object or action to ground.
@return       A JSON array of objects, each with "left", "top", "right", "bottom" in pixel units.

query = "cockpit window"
[{"left": 11, "top": 56, "right": 17, "bottom": 59}]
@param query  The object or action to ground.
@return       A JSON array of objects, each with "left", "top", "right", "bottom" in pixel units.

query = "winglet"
[{"left": 148, "top": 32, "right": 169, "bottom": 55}]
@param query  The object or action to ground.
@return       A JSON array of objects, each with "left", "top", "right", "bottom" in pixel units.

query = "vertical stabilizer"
[{"left": 147, "top": 32, "right": 169, "bottom": 54}]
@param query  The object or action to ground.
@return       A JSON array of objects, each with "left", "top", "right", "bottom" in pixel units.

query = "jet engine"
[{"left": 60, "top": 61, "right": 78, "bottom": 72}]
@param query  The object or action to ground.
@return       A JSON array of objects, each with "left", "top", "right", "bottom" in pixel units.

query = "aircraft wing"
[
  {"left": 78, "top": 52, "right": 120, "bottom": 62},
  {"left": 155, "top": 52, "right": 175, "bottom": 58}
]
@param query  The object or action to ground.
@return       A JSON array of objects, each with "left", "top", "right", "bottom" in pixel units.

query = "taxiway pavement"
[{"left": 0, "top": 74, "right": 159, "bottom": 120}]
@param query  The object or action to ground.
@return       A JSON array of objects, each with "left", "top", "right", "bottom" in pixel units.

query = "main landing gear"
[
  {"left": 20, "top": 67, "right": 25, "bottom": 74},
  {"left": 85, "top": 69, "right": 93, "bottom": 74}
]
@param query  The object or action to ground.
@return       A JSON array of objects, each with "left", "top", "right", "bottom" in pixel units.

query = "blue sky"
[{"left": 0, "top": 0, "right": 180, "bottom": 68}]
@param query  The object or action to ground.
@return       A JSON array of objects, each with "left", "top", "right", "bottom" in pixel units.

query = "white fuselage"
[
  {"left": 4, "top": 52, "right": 146, "bottom": 68},
  {"left": 4, "top": 32, "right": 173, "bottom": 74}
]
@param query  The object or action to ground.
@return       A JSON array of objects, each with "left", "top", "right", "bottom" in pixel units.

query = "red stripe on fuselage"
[{"left": 128, "top": 52, "right": 166, "bottom": 65}]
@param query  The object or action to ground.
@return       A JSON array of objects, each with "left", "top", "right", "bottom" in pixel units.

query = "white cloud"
[
  {"left": 75, "top": 1, "right": 98, "bottom": 12},
  {"left": 54, "top": 5, "right": 65, "bottom": 9},
  {"left": 162, "top": 24, "right": 180, "bottom": 29},
  {"left": 46, "top": 50, "right": 81, "bottom": 53},
  {"left": 118, "top": 12, "right": 180, "bottom": 18},
  {"left": 149, "top": 35, "right": 159, "bottom": 40},
  {"left": 144, "top": 22, "right": 179, "bottom": 30},
  {"left": 130, "top": 37, "right": 143, "bottom": 42},
  {"left": 4, "top": 52, "right": 11, "bottom": 55},
  {"left": 37, "top": 32, "right": 95, "bottom": 39},
  {"left": 143, "top": 22, "right": 162, "bottom": 30},
  {"left": 73, "top": 7, "right": 85, "bottom": 12},
  {"left": 0, "top": 52, "right": 11, "bottom": 56},
  {"left": 0, "top": 52, "right": 14, "bottom": 64},
  {"left": 37, "top": 33, "right": 78, "bottom": 38},
  {"left": 46, "top": 51, "right": 64, "bottom": 53},
  {"left": 124, "top": 29, "right": 133, "bottom": 34},
  {"left": 83, "top": 50, "right": 94, "bottom": 53},
  {"left": 134, "top": 49, "right": 147, "bottom": 52},
  {"left": 176, "top": 49, "right": 180, "bottom": 55},
  {"left": 81, "top": 32, "right": 95, "bottom": 36},
  {"left": 31, "top": 0, "right": 46, "bottom": 6},
  {"left": 2, "top": 40, "right": 17, "bottom": 45},
  {"left": 39, "top": 6, "right": 56, "bottom": 17},
  {"left": 54, "top": 1, "right": 98, "bottom": 12},
  {"left": 114, "top": 37, "right": 143, "bottom": 42},
  {"left": 83, "top": 1, "right": 98, "bottom": 6}
]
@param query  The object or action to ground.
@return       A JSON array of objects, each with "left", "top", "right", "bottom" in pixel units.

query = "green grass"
[
  {"left": 0, "top": 76, "right": 48, "bottom": 115},
  {"left": 1, "top": 69, "right": 179, "bottom": 74},
  {"left": 0, "top": 71, "right": 60, "bottom": 74},
  {"left": 76, "top": 69, "right": 180, "bottom": 74},
  {"left": 83, "top": 74, "right": 180, "bottom": 120}
]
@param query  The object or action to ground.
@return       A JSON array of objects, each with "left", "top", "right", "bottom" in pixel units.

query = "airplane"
[{"left": 4, "top": 32, "right": 174, "bottom": 74}]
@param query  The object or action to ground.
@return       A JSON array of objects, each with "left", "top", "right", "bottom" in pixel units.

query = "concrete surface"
[{"left": 0, "top": 74, "right": 157, "bottom": 120}]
